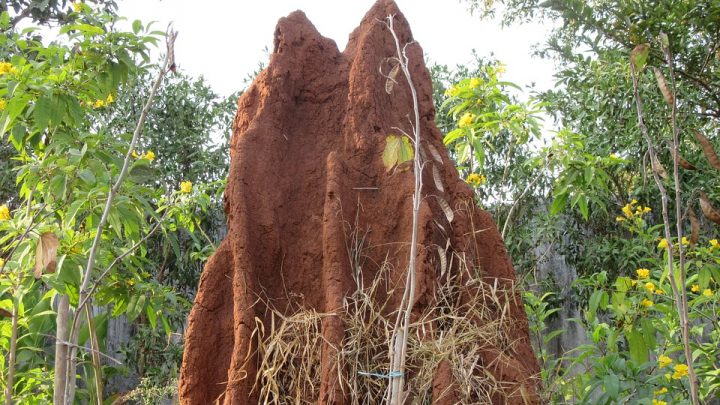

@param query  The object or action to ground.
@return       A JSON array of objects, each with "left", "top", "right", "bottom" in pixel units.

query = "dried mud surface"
[{"left": 179, "top": 1, "right": 540, "bottom": 403}]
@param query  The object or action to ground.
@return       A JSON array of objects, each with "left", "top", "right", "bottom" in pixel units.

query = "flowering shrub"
[{"left": 560, "top": 202, "right": 719, "bottom": 402}]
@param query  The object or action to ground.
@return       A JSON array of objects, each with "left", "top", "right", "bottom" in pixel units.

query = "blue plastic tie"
[{"left": 358, "top": 370, "right": 404, "bottom": 379}]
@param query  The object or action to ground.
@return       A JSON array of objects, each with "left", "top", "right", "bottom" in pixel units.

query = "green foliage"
[
  {"left": 453, "top": 0, "right": 720, "bottom": 402},
  {"left": 0, "top": 3, "right": 229, "bottom": 401}
]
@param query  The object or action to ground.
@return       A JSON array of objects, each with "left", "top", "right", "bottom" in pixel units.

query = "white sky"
[{"left": 117, "top": 0, "right": 556, "bottom": 98}]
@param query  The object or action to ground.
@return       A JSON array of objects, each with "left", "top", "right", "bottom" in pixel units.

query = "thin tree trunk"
[{"left": 53, "top": 295, "right": 69, "bottom": 405}]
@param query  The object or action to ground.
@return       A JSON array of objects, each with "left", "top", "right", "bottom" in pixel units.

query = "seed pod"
[
  {"left": 385, "top": 62, "right": 400, "bottom": 94},
  {"left": 700, "top": 192, "right": 720, "bottom": 225},
  {"left": 652, "top": 67, "right": 674, "bottom": 106},
  {"left": 651, "top": 154, "right": 669, "bottom": 180},
  {"left": 693, "top": 130, "right": 720, "bottom": 170},
  {"left": 688, "top": 204, "right": 700, "bottom": 245},
  {"left": 672, "top": 149, "right": 696, "bottom": 170}
]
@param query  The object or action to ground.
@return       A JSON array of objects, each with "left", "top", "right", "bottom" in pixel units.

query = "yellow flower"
[
  {"left": 636, "top": 268, "right": 650, "bottom": 279},
  {"left": 465, "top": 173, "right": 485, "bottom": 187},
  {"left": 658, "top": 355, "right": 672, "bottom": 368},
  {"left": 0, "top": 204, "right": 9, "bottom": 221},
  {"left": 93, "top": 99, "right": 106, "bottom": 108},
  {"left": 691, "top": 284, "right": 700, "bottom": 292},
  {"left": 631, "top": 280, "right": 638, "bottom": 287},
  {"left": 654, "top": 289, "right": 664, "bottom": 295},
  {"left": 131, "top": 150, "right": 139, "bottom": 158},
  {"left": 622, "top": 204, "right": 634, "bottom": 218},
  {"left": 469, "top": 78, "right": 481, "bottom": 89},
  {"left": 106, "top": 93, "right": 114, "bottom": 104},
  {"left": 616, "top": 216, "right": 626, "bottom": 222},
  {"left": 609, "top": 153, "right": 618, "bottom": 159},
  {"left": 444, "top": 86, "right": 458, "bottom": 97},
  {"left": 144, "top": 151, "right": 155, "bottom": 161},
  {"left": 652, "top": 400, "right": 667, "bottom": 405},
  {"left": 72, "top": 2, "right": 83, "bottom": 12},
  {"left": 653, "top": 387, "right": 668, "bottom": 396},
  {"left": 703, "top": 288, "right": 713, "bottom": 297},
  {"left": 180, "top": 181, "right": 192, "bottom": 193},
  {"left": 0, "top": 258, "right": 4, "bottom": 268},
  {"left": 671, "top": 363, "right": 688, "bottom": 379},
  {"left": 643, "top": 206, "right": 651, "bottom": 213},
  {"left": 641, "top": 299, "right": 653, "bottom": 308},
  {"left": 710, "top": 239, "right": 719, "bottom": 249},
  {"left": 631, "top": 199, "right": 638, "bottom": 205},
  {"left": 458, "top": 112, "right": 474, "bottom": 128},
  {"left": 681, "top": 236, "right": 690, "bottom": 245},
  {"left": 644, "top": 282, "right": 655, "bottom": 293},
  {"left": 657, "top": 238, "right": 668, "bottom": 249},
  {"left": 0, "top": 99, "right": 6, "bottom": 111},
  {"left": 0, "top": 62, "right": 12, "bottom": 74}
]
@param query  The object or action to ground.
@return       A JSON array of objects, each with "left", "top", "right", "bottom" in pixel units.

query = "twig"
[
  {"left": 629, "top": 44, "right": 699, "bottom": 405},
  {"left": 75, "top": 211, "right": 168, "bottom": 330},
  {"left": 660, "top": 35, "right": 700, "bottom": 404},
  {"left": 4, "top": 301, "right": 18, "bottom": 405},
  {"left": 501, "top": 165, "right": 544, "bottom": 239},
  {"left": 41, "top": 334, "right": 123, "bottom": 364},
  {"left": 385, "top": 14, "right": 423, "bottom": 405},
  {"left": 194, "top": 218, "right": 217, "bottom": 251}
]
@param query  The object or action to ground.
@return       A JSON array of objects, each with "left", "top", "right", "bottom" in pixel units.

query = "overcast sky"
[{"left": 117, "top": 0, "right": 556, "bottom": 98}]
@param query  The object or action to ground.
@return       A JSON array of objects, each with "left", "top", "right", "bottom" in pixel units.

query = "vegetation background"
[{"left": 0, "top": 0, "right": 718, "bottom": 404}]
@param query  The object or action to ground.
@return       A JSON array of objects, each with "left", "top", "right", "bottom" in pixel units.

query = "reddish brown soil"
[{"left": 178, "top": 1, "right": 540, "bottom": 403}]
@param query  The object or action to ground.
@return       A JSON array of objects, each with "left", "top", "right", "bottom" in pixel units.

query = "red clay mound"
[{"left": 179, "top": 1, "right": 540, "bottom": 403}]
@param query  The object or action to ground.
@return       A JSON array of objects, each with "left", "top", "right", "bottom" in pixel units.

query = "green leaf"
[
  {"left": 128, "top": 161, "right": 157, "bottom": 183},
  {"left": 626, "top": 327, "right": 647, "bottom": 364},
  {"left": 126, "top": 294, "right": 145, "bottom": 322},
  {"left": 78, "top": 168, "right": 96, "bottom": 185},
  {"left": 603, "top": 374, "right": 620, "bottom": 398},
  {"left": 549, "top": 192, "right": 568, "bottom": 216},
  {"left": 382, "top": 134, "right": 414, "bottom": 171},
  {"left": 146, "top": 304, "right": 157, "bottom": 329},
  {"left": 630, "top": 43, "right": 650, "bottom": 72}
]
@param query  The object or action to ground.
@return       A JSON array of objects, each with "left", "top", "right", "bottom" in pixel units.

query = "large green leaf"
[{"left": 382, "top": 134, "right": 414, "bottom": 171}]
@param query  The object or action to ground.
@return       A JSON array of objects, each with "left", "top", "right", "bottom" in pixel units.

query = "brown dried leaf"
[
  {"left": 689, "top": 204, "right": 700, "bottom": 245},
  {"left": 700, "top": 192, "right": 720, "bottom": 225},
  {"left": 0, "top": 308, "right": 11, "bottom": 318},
  {"left": 385, "top": 63, "right": 400, "bottom": 94},
  {"left": 652, "top": 67, "right": 674, "bottom": 106},
  {"left": 34, "top": 232, "right": 59, "bottom": 279},
  {"left": 432, "top": 165, "right": 444, "bottom": 192},
  {"left": 693, "top": 130, "right": 720, "bottom": 169},
  {"left": 436, "top": 197, "right": 454, "bottom": 223}
]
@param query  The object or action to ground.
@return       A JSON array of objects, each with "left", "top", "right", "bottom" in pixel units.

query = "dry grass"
[{"left": 250, "top": 246, "right": 530, "bottom": 404}]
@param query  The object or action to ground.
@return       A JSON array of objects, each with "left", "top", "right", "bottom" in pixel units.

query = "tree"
[{"left": 457, "top": 0, "right": 720, "bottom": 402}]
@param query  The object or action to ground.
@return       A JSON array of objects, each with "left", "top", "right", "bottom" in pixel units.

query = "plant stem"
[
  {"left": 630, "top": 58, "right": 699, "bottom": 405},
  {"left": 661, "top": 37, "right": 700, "bottom": 405},
  {"left": 86, "top": 306, "right": 103, "bottom": 405},
  {"left": 5, "top": 300, "right": 18, "bottom": 405},
  {"left": 60, "top": 31, "right": 175, "bottom": 404},
  {"left": 195, "top": 218, "right": 217, "bottom": 250},
  {"left": 385, "top": 14, "right": 423, "bottom": 405}
]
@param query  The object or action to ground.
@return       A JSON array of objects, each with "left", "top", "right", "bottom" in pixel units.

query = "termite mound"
[{"left": 179, "top": 1, "right": 540, "bottom": 403}]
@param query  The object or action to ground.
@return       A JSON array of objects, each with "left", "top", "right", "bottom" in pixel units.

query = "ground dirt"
[{"left": 179, "top": 1, "right": 540, "bottom": 403}]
